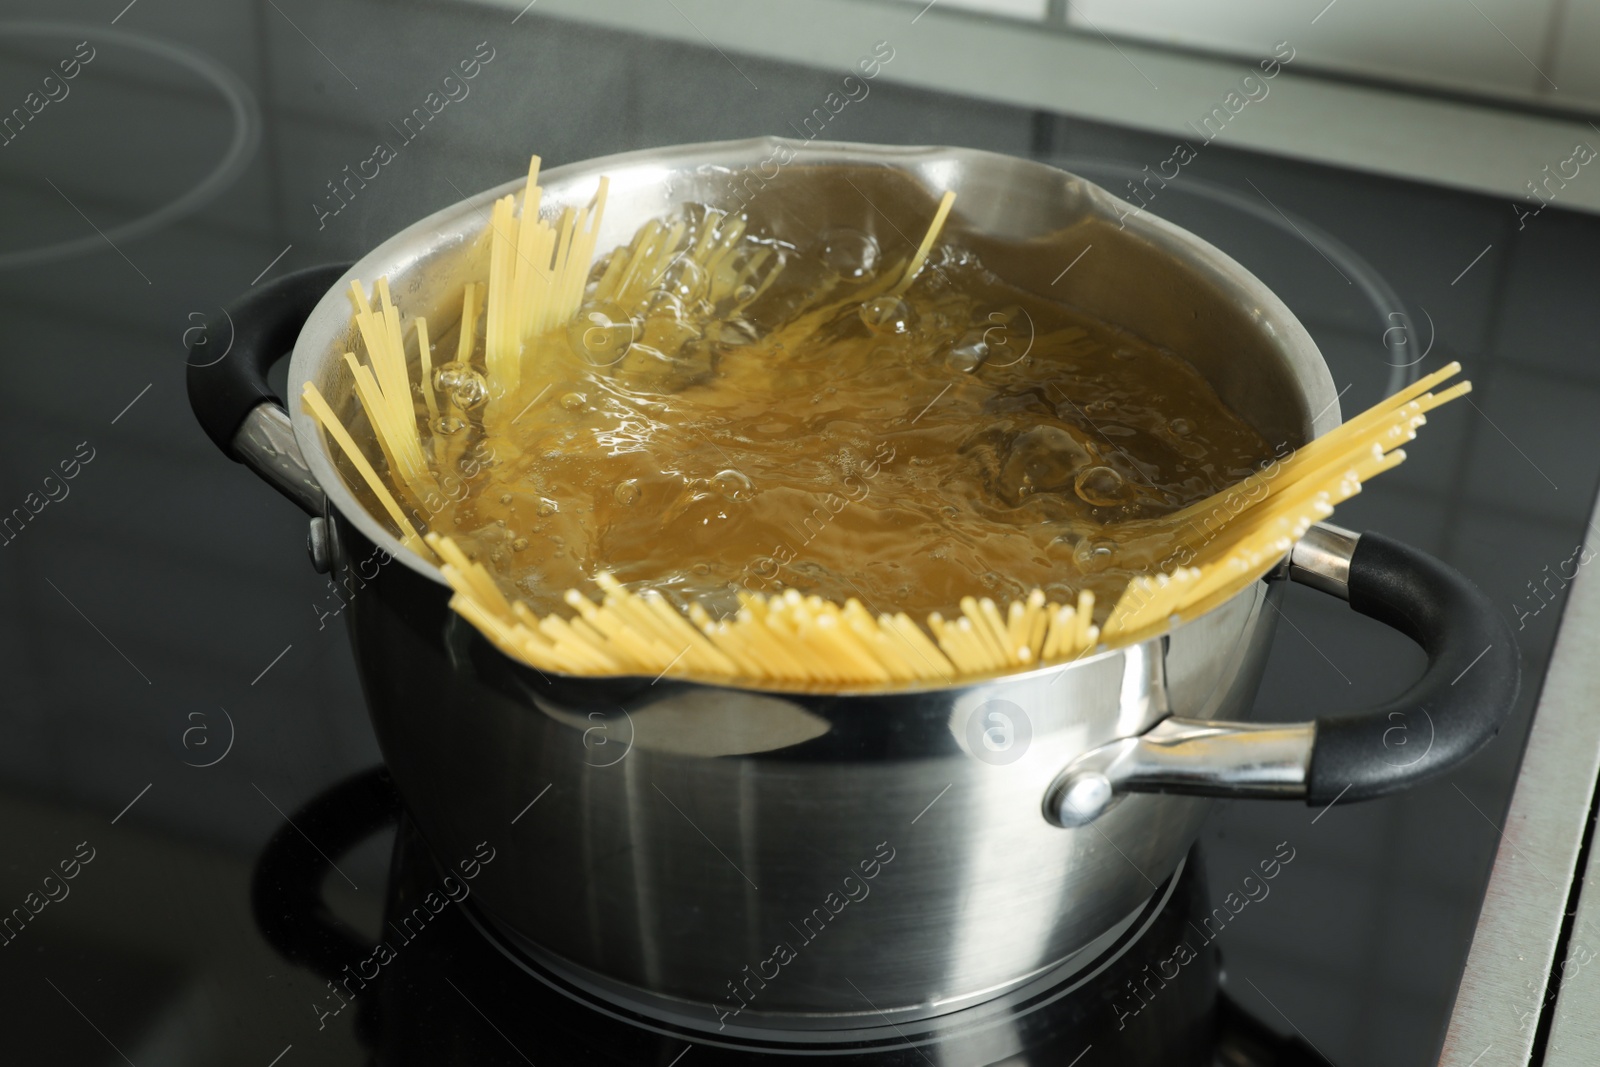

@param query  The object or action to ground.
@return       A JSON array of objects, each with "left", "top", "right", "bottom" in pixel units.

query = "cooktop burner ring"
[
  {"left": 457, "top": 855, "right": 1186, "bottom": 1054},
  {"left": 0, "top": 20, "right": 260, "bottom": 271}
]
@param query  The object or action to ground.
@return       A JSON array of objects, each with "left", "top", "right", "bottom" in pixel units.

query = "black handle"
[
  {"left": 1306, "top": 532, "right": 1520, "bottom": 804},
  {"left": 187, "top": 263, "right": 352, "bottom": 458}
]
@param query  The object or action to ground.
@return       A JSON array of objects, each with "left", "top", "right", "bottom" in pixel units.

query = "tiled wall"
[{"left": 896, "top": 0, "right": 1593, "bottom": 111}]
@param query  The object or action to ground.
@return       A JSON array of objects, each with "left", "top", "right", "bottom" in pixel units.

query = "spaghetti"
[{"left": 301, "top": 154, "right": 1469, "bottom": 688}]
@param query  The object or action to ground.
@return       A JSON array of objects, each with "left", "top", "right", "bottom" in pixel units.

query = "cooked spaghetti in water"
[{"left": 303, "top": 156, "right": 1468, "bottom": 686}]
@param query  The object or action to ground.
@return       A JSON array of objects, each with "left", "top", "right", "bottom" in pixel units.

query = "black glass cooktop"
[{"left": 2, "top": 3, "right": 1598, "bottom": 1065}]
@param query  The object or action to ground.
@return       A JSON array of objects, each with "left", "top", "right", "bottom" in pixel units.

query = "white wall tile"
[
  {"left": 1550, "top": 0, "right": 1600, "bottom": 107},
  {"left": 896, "top": 0, "right": 1049, "bottom": 20},
  {"left": 1068, "top": 0, "right": 1565, "bottom": 102}
]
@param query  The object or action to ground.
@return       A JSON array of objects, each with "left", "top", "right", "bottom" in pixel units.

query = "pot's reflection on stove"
[{"left": 251, "top": 768, "right": 1332, "bottom": 1066}]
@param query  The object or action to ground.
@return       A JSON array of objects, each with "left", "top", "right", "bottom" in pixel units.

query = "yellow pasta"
[{"left": 300, "top": 152, "right": 1468, "bottom": 688}]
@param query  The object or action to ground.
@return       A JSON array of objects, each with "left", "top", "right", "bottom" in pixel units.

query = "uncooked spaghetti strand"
[
  {"left": 456, "top": 282, "right": 480, "bottom": 363},
  {"left": 842, "top": 605, "right": 917, "bottom": 681},
  {"left": 1169, "top": 402, "right": 1425, "bottom": 536},
  {"left": 735, "top": 609, "right": 812, "bottom": 679},
  {"left": 1187, "top": 447, "right": 1399, "bottom": 569},
  {"left": 541, "top": 206, "right": 578, "bottom": 337},
  {"left": 704, "top": 620, "right": 767, "bottom": 679},
  {"left": 927, "top": 615, "right": 975, "bottom": 674},
  {"left": 1417, "top": 380, "right": 1472, "bottom": 412},
  {"left": 350, "top": 282, "right": 428, "bottom": 484},
  {"left": 959, "top": 597, "right": 1009, "bottom": 666},
  {"left": 1073, "top": 591, "right": 1096, "bottom": 650},
  {"left": 347, "top": 280, "right": 388, "bottom": 374},
  {"left": 1027, "top": 600, "right": 1051, "bottom": 659},
  {"left": 509, "top": 156, "right": 545, "bottom": 345},
  {"left": 300, "top": 382, "right": 428, "bottom": 555},
  {"left": 885, "top": 613, "right": 955, "bottom": 680},
  {"left": 1165, "top": 364, "right": 1463, "bottom": 528},
  {"left": 594, "top": 573, "right": 680, "bottom": 650},
  {"left": 373, "top": 278, "right": 419, "bottom": 462},
  {"left": 643, "top": 590, "right": 741, "bottom": 675},
  {"left": 415, "top": 317, "right": 440, "bottom": 422},
  {"left": 561, "top": 176, "right": 611, "bottom": 321},
  {"left": 810, "top": 613, "right": 891, "bottom": 682},
  {"left": 340, "top": 352, "right": 428, "bottom": 496},
  {"left": 977, "top": 597, "right": 1018, "bottom": 663},
  {"left": 820, "top": 600, "right": 904, "bottom": 680},
  {"left": 893, "top": 190, "right": 957, "bottom": 296},
  {"left": 426, "top": 534, "right": 510, "bottom": 612},
  {"left": 485, "top": 195, "right": 519, "bottom": 395}
]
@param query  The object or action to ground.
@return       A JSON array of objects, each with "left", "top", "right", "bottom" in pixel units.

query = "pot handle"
[
  {"left": 187, "top": 263, "right": 353, "bottom": 515},
  {"left": 1046, "top": 522, "right": 1520, "bottom": 826}
]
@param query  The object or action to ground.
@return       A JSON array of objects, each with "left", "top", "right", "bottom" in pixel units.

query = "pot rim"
[{"left": 291, "top": 135, "right": 1338, "bottom": 694}]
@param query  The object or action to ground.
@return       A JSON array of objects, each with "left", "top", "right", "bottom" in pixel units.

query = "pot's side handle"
[
  {"left": 187, "top": 263, "right": 352, "bottom": 515},
  {"left": 1308, "top": 527, "right": 1519, "bottom": 802},
  {"left": 1047, "top": 523, "right": 1520, "bottom": 826}
]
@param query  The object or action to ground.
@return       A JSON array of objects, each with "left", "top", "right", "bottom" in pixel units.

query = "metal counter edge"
[{"left": 1440, "top": 490, "right": 1600, "bottom": 1066}]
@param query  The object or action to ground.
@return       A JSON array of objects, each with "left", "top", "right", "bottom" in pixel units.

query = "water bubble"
[
  {"left": 433, "top": 361, "right": 470, "bottom": 392},
  {"left": 451, "top": 377, "right": 488, "bottom": 411},
  {"left": 818, "top": 229, "right": 881, "bottom": 279},
  {"left": 711, "top": 469, "right": 754, "bottom": 501},
  {"left": 434, "top": 414, "right": 466, "bottom": 435},
  {"left": 1171, "top": 418, "right": 1193, "bottom": 436},
  {"left": 1074, "top": 539, "right": 1116, "bottom": 570},
  {"left": 859, "top": 296, "right": 914, "bottom": 335},
  {"left": 1074, "top": 465, "right": 1128, "bottom": 506},
  {"left": 499, "top": 493, "right": 513, "bottom": 505},
  {"left": 560, "top": 391, "right": 587, "bottom": 412},
  {"left": 643, "top": 288, "right": 686, "bottom": 321},
  {"left": 538, "top": 498, "right": 559, "bottom": 516},
  {"left": 434, "top": 361, "right": 488, "bottom": 411},
  {"left": 614, "top": 479, "right": 641, "bottom": 505},
  {"left": 512, "top": 537, "right": 529, "bottom": 552},
  {"left": 1001, "top": 426, "right": 1091, "bottom": 494},
  {"left": 657, "top": 258, "right": 709, "bottom": 304},
  {"left": 948, "top": 332, "right": 989, "bottom": 373},
  {"left": 734, "top": 283, "right": 758, "bottom": 303},
  {"left": 567, "top": 302, "right": 635, "bottom": 367}
]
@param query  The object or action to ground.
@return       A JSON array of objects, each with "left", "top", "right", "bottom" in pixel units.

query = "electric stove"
[{"left": 1, "top": 4, "right": 1598, "bottom": 1065}]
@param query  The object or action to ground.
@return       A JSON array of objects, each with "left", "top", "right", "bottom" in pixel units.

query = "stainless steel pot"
[{"left": 189, "top": 139, "right": 1518, "bottom": 1031}]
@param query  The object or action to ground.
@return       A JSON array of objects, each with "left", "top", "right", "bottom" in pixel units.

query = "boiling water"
[{"left": 414, "top": 213, "right": 1274, "bottom": 619}]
